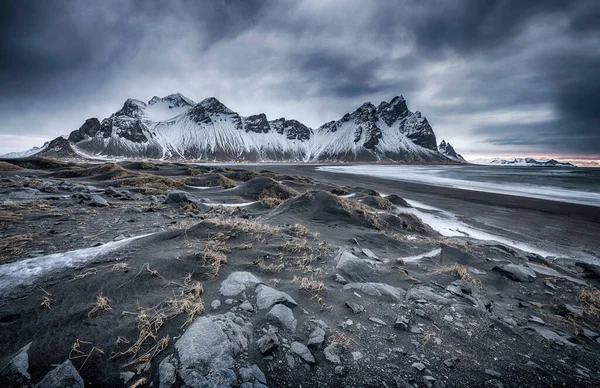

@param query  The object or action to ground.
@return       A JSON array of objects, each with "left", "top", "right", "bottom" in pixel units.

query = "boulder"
[
  {"left": 405, "top": 285, "right": 453, "bottom": 305},
  {"left": 255, "top": 285, "right": 297, "bottom": 310},
  {"left": 344, "top": 282, "right": 405, "bottom": 300},
  {"left": 493, "top": 264, "right": 536, "bottom": 282},
  {"left": 88, "top": 195, "right": 109, "bottom": 207},
  {"left": 256, "top": 325, "right": 279, "bottom": 355},
  {"left": 307, "top": 327, "right": 326, "bottom": 349},
  {"left": 220, "top": 272, "right": 262, "bottom": 297},
  {"left": 266, "top": 304, "right": 297, "bottom": 333},
  {"left": 0, "top": 343, "right": 31, "bottom": 386},
  {"left": 335, "top": 251, "right": 379, "bottom": 283},
  {"left": 33, "top": 360, "right": 84, "bottom": 388},
  {"left": 290, "top": 342, "right": 315, "bottom": 364}
]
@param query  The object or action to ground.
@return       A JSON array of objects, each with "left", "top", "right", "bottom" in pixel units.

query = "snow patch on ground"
[{"left": 0, "top": 233, "right": 153, "bottom": 299}]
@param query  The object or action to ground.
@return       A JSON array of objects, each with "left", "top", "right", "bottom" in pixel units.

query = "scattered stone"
[
  {"left": 485, "top": 379, "right": 504, "bottom": 388},
  {"left": 528, "top": 315, "right": 545, "bottom": 325},
  {"left": 256, "top": 325, "right": 279, "bottom": 355},
  {"left": 335, "top": 274, "right": 348, "bottom": 284},
  {"left": 290, "top": 342, "right": 315, "bottom": 364},
  {"left": 164, "top": 190, "right": 198, "bottom": 204},
  {"left": 410, "top": 327, "right": 424, "bottom": 334},
  {"left": 443, "top": 357, "right": 457, "bottom": 368},
  {"left": 544, "top": 281, "right": 557, "bottom": 290},
  {"left": 344, "top": 282, "right": 405, "bottom": 300},
  {"left": 443, "top": 315, "right": 453, "bottom": 322},
  {"left": 406, "top": 285, "right": 453, "bottom": 305},
  {"left": 362, "top": 248, "right": 379, "bottom": 261},
  {"left": 33, "top": 360, "right": 84, "bottom": 388},
  {"left": 239, "top": 364, "right": 266, "bottom": 384},
  {"left": 239, "top": 301, "right": 254, "bottom": 312},
  {"left": 423, "top": 375, "right": 436, "bottom": 388},
  {"left": 266, "top": 304, "right": 297, "bottom": 332},
  {"left": 220, "top": 272, "right": 262, "bottom": 297},
  {"left": 158, "top": 355, "right": 177, "bottom": 388},
  {"left": 307, "top": 327, "right": 326, "bottom": 349},
  {"left": 415, "top": 309, "right": 427, "bottom": 318},
  {"left": 492, "top": 264, "right": 536, "bottom": 282},
  {"left": 0, "top": 342, "right": 31, "bottom": 386},
  {"left": 345, "top": 301, "right": 365, "bottom": 314},
  {"left": 352, "top": 351, "right": 363, "bottom": 361},
  {"left": 582, "top": 328, "right": 599, "bottom": 338},
  {"left": 211, "top": 300, "right": 221, "bottom": 310},
  {"left": 394, "top": 315, "right": 410, "bottom": 331},
  {"left": 394, "top": 376, "right": 413, "bottom": 388},
  {"left": 88, "top": 195, "right": 108, "bottom": 207},
  {"left": 255, "top": 285, "right": 297, "bottom": 310},
  {"left": 335, "top": 251, "right": 379, "bottom": 282},
  {"left": 524, "top": 326, "right": 577, "bottom": 347},
  {"left": 369, "top": 317, "right": 386, "bottom": 326},
  {"left": 503, "top": 318, "right": 517, "bottom": 326},
  {"left": 411, "top": 362, "right": 426, "bottom": 372},
  {"left": 485, "top": 369, "right": 502, "bottom": 378},
  {"left": 557, "top": 303, "right": 583, "bottom": 318},
  {"left": 334, "top": 366, "right": 346, "bottom": 376},
  {"left": 324, "top": 343, "right": 343, "bottom": 364},
  {"left": 225, "top": 299, "right": 234, "bottom": 305}
]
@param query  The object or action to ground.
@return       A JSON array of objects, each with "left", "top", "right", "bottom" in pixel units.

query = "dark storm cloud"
[{"left": 0, "top": 0, "right": 599, "bottom": 158}]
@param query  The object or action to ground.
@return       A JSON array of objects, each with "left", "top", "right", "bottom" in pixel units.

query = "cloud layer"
[{"left": 1, "top": 0, "right": 599, "bottom": 158}]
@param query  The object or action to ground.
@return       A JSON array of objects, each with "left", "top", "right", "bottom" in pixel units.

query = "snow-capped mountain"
[
  {"left": 22, "top": 94, "right": 463, "bottom": 163},
  {"left": 0, "top": 141, "right": 50, "bottom": 158},
  {"left": 472, "top": 158, "right": 575, "bottom": 167},
  {"left": 438, "top": 140, "right": 466, "bottom": 163}
]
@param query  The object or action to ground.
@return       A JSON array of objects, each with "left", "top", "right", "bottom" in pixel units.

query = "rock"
[
  {"left": 410, "top": 327, "right": 424, "bottom": 334},
  {"left": 158, "top": 355, "right": 177, "bottom": 388},
  {"left": 345, "top": 301, "right": 365, "bottom": 314},
  {"left": 324, "top": 343, "right": 343, "bottom": 364},
  {"left": 582, "top": 328, "right": 599, "bottom": 338},
  {"left": 524, "top": 326, "right": 578, "bottom": 347},
  {"left": 212, "top": 313, "right": 253, "bottom": 356},
  {"left": 406, "top": 285, "right": 453, "bottom": 305},
  {"left": 220, "top": 272, "right": 263, "bottom": 297},
  {"left": 335, "top": 274, "right": 348, "bottom": 284},
  {"left": 307, "top": 327, "right": 326, "bottom": 349},
  {"left": 290, "top": 342, "right": 315, "bottom": 364},
  {"left": 444, "top": 357, "right": 457, "bottom": 368},
  {"left": 423, "top": 375, "right": 437, "bottom": 388},
  {"left": 0, "top": 342, "right": 31, "bottom": 386},
  {"left": 174, "top": 316, "right": 241, "bottom": 386},
  {"left": 362, "top": 248, "right": 379, "bottom": 260},
  {"left": 266, "top": 304, "right": 297, "bottom": 332},
  {"left": 394, "top": 376, "right": 413, "bottom": 388},
  {"left": 239, "top": 364, "right": 266, "bottom": 384},
  {"left": 33, "top": 360, "right": 83, "bottom": 388},
  {"left": 485, "top": 379, "right": 504, "bottom": 388},
  {"left": 369, "top": 317, "right": 387, "bottom": 326},
  {"left": 351, "top": 351, "right": 363, "bottom": 361},
  {"left": 485, "top": 369, "right": 502, "bottom": 377},
  {"left": 335, "top": 251, "right": 379, "bottom": 282},
  {"left": 334, "top": 366, "right": 346, "bottom": 376},
  {"left": 239, "top": 301, "right": 254, "bottom": 312},
  {"left": 88, "top": 195, "right": 108, "bottom": 207},
  {"left": 492, "top": 264, "right": 536, "bottom": 282},
  {"left": 394, "top": 315, "right": 410, "bottom": 331},
  {"left": 545, "top": 281, "right": 557, "bottom": 290},
  {"left": 503, "top": 318, "right": 516, "bottom": 326},
  {"left": 528, "top": 315, "right": 545, "bottom": 325},
  {"left": 164, "top": 190, "right": 197, "bottom": 204},
  {"left": 411, "top": 362, "right": 426, "bottom": 372},
  {"left": 444, "top": 315, "right": 453, "bottom": 322},
  {"left": 344, "top": 282, "right": 405, "bottom": 300},
  {"left": 120, "top": 371, "right": 135, "bottom": 385},
  {"left": 256, "top": 325, "right": 279, "bottom": 355},
  {"left": 255, "top": 285, "right": 297, "bottom": 310},
  {"left": 211, "top": 300, "right": 221, "bottom": 310},
  {"left": 557, "top": 303, "right": 583, "bottom": 317}
]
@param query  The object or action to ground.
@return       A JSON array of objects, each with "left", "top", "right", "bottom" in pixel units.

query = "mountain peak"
[
  {"left": 438, "top": 140, "right": 466, "bottom": 162},
  {"left": 148, "top": 93, "right": 195, "bottom": 107},
  {"left": 198, "top": 97, "right": 234, "bottom": 114},
  {"left": 377, "top": 95, "right": 409, "bottom": 126}
]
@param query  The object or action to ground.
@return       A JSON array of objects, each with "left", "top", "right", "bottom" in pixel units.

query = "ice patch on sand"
[
  {"left": 205, "top": 201, "right": 258, "bottom": 207},
  {"left": 401, "top": 248, "right": 442, "bottom": 263},
  {"left": 0, "top": 233, "right": 153, "bottom": 298},
  {"left": 399, "top": 200, "right": 555, "bottom": 258}
]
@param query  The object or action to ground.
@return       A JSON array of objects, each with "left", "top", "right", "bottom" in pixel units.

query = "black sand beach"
[{"left": 0, "top": 159, "right": 599, "bottom": 387}]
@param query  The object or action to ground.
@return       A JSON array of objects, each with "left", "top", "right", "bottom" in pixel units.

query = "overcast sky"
[{"left": 1, "top": 0, "right": 599, "bottom": 160}]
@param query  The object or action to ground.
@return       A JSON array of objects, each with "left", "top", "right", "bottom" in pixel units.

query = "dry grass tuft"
[
  {"left": 69, "top": 339, "right": 104, "bottom": 371},
  {"left": 202, "top": 217, "right": 280, "bottom": 236},
  {"left": 129, "top": 377, "right": 147, "bottom": 388},
  {"left": 112, "top": 263, "right": 132, "bottom": 272},
  {"left": 202, "top": 233, "right": 231, "bottom": 277},
  {"left": 0, "top": 161, "right": 21, "bottom": 171},
  {"left": 0, "top": 234, "right": 32, "bottom": 261},
  {"left": 216, "top": 175, "right": 237, "bottom": 189},
  {"left": 328, "top": 332, "right": 354, "bottom": 348},
  {"left": 259, "top": 196, "right": 283, "bottom": 208},
  {"left": 41, "top": 295, "right": 53, "bottom": 310},
  {"left": 292, "top": 275, "right": 325, "bottom": 293},
  {"left": 432, "top": 263, "right": 483, "bottom": 288},
  {"left": 71, "top": 268, "right": 98, "bottom": 281},
  {"left": 372, "top": 196, "right": 394, "bottom": 210},
  {"left": 578, "top": 287, "right": 600, "bottom": 317},
  {"left": 337, "top": 195, "right": 383, "bottom": 229},
  {"left": 291, "top": 223, "right": 310, "bottom": 237},
  {"left": 125, "top": 335, "right": 170, "bottom": 368},
  {"left": 179, "top": 202, "right": 198, "bottom": 213},
  {"left": 254, "top": 258, "right": 285, "bottom": 273},
  {"left": 88, "top": 293, "right": 112, "bottom": 317}
]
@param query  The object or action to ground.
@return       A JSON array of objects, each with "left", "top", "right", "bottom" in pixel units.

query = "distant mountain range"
[
  {"left": 1, "top": 94, "right": 463, "bottom": 163},
  {"left": 472, "top": 158, "right": 576, "bottom": 167}
]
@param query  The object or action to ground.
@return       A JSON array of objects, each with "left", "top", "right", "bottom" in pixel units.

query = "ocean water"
[{"left": 318, "top": 165, "right": 600, "bottom": 207}]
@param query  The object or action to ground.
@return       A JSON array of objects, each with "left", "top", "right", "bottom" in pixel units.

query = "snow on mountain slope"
[
  {"left": 471, "top": 158, "right": 576, "bottom": 167},
  {"left": 0, "top": 142, "right": 50, "bottom": 158},
  {"left": 438, "top": 140, "right": 467, "bottom": 163},
  {"left": 34, "top": 94, "right": 461, "bottom": 163}
]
